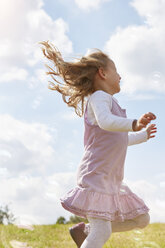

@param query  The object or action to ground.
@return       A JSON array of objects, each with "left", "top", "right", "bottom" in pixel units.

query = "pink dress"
[{"left": 60, "top": 97, "right": 149, "bottom": 222}]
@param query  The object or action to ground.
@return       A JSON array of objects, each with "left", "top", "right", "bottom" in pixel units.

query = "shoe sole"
[
  {"left": 69, "top": 227, "right": 87, "bottom": 248},
  {"left": 69, "top": 228, "right": 79, "bottom": 247}
]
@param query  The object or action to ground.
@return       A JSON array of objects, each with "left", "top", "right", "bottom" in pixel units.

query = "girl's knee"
[{"left": 135, "top": 213, "right": 150, "bottom": 229}]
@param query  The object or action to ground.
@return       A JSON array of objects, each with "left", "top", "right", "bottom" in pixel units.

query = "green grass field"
[{"left": 0, "top": 223, "right": 165, "bottom": 248}]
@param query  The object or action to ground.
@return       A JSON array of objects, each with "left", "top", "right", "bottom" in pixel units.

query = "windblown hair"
[{"left": 40, "top": 41, "right": 110, "bottom": 117}]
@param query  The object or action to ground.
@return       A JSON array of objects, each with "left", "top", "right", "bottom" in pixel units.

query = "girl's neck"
[
  {"left": 94, "top": 85, "right": 116, "bottom": 96},
  {"left": 93, "top": 78, "right": 116, "bottom": 96}
]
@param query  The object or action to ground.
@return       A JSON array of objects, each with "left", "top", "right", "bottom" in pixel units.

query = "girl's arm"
[
  {"left": 128, "top": 131, "right": 148, "bottom": 146},
  {"left": 128, "top": 124, "right": 157, "bottom": 146},
  {"left": 89, "top": 90, "right": 156, "bottom": 133},
  {"left": 89, "top": 91, "right": 135, "bottom": 132}
]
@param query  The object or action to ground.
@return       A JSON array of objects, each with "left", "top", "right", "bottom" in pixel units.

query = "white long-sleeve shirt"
[{"left": 86, "top": 90, "right": 148, "bottom": 146}]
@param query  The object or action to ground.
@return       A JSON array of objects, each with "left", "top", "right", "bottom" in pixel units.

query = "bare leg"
[
  {"left": 84, "top": 213, "right": 150, "bottom": 235},
  {"left": 111, "top": 218, "right": 138, "bottom": 232},
  {"left": 107, "top": 213, "right": 150, "bottom": 233}
]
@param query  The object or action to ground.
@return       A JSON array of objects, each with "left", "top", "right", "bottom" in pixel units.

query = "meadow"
[{"left": 0, "top": 223, "right": 165, "bottom": 248}]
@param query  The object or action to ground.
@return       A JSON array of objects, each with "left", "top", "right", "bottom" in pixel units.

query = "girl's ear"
[{"left": 97, "top": 67, "right": 106, "bottom": 79}]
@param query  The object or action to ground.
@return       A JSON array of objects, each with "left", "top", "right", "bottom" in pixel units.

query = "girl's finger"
[
  {"left": 150, "top": 128, "right": 157, "bottom": 131},
  {"left": 147, "top": 112, "right": 156, "bottom": 119},
  {"left": 150, "top": 124, "right": 156, "bottom": 127},
  {"left": 148, "top": 124, "right": 157, "bottom": 128},
  {"left": 141, "top": 117, "right": 150, "bottom": 125},
  {"left": 144, "top": 112, "right": 156, "bottom": 120},
  {"left": 150, "top": 131, "right": 157, "bottom": 134},
  {"left": 149, "top": 127, "right": 157, "bottom": 131}
]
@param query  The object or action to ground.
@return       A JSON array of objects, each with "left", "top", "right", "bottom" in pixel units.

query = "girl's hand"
[
  {"left": 146, "top": 123, "right": 157, "bottom": 139},
  {"left": 133, "top": 112, "right": 156, "bottom": 131}
]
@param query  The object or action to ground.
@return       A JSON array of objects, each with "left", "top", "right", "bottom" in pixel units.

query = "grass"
[{"left": 0, "top": 223, "right": 165, "bottom": 248}]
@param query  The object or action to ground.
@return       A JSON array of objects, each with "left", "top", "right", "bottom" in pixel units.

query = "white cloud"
[
  {"left": 27, "top": 68, "right": 48, "bottom": 89},
  {"left": 104, "top": 0, "right": 165, "bottom": 96},
  {"left": 130, "top": 0, "right": 165, "bottom": 27},
  {"left": 0, "top": 114, "right": 58, "bottom": 176},
  {"left": 0, "top": 0, "right": 72, "bottom": 83},
  {"left": 0, "top": 114, "right": 80, "bottom": 178},
  {"left": 74, "top": 0, "right": 111, "bottom": 11},
  {"left": 0, "top": 172, "right": 76, "bottom": 225},
  {"left": 0, "top": 67, "right": 28, "bottom": 83},
  {"left": 32, "top": 95, "right": 43, "bottom": 109},
  {"left": 0, "top": 113, "right": 82, "bottom": 224}
]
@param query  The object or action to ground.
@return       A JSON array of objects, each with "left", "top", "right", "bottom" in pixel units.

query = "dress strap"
[{"left": 85, "top": 99, "right": 89, "bottom": 115}]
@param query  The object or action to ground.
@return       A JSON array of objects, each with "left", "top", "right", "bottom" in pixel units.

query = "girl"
[{"left": 40, "top": 41, "right": 157, "bottom": 248}]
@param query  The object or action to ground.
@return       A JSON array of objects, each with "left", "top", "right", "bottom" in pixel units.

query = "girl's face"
[
  {"left": 94, "top": 59, "right": 121, "bottom": 95},
  {"left": 104, "top": 60, "right": 121, "bottom": 95}
]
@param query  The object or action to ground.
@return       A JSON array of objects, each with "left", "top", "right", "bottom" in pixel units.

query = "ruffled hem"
[{"left": 60, "top": 185, "right": 150, "bottom": 222}]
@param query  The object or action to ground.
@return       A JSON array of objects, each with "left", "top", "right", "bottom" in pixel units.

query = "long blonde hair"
[{"left": 40, "top": 41, "right": 110, "bottom": 117}]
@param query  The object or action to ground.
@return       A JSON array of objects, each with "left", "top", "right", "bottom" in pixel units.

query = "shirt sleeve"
[
  {"left": 89, "top": 90, "right": 135, "bottom": 132},
  {"left": 128, "top": 130, "right": 148, "bottom": 146}
]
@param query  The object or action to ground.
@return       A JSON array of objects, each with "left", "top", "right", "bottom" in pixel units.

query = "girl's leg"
[
  {"left": 111, "top": 213, "right": 150, "bottom": 232},
  {"left": 80, "top": 216, "right": 112, "bottom": 248},
  {"left": 83, "top": 213, "right": 150, "bottom": 236},
  {"left": 69, "top": 213, "right": 150, "bottom": 247}
]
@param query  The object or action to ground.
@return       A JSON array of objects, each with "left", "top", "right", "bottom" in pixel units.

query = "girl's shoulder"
[
  {"left": 89, "top": 90, "right": 119, "bottom": 106},
  {"left": 89, "top": 90, "right": 112, "bottom": 103},
  {"left": 88, "top": 90, "right": 120, "bottom": 112},
  {"left": 88, "top": 90, "right": 113, "bottom": 110},
  {"left": 90, "top": 90, "right": 111, "bottom": 97}
]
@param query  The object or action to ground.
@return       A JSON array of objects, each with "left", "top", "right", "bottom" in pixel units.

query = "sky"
[{"left": 0, "top": 0, "right": 165, "bottom": 227}]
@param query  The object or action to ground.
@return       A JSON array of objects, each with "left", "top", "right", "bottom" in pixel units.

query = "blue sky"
[{"left": 0, "top": 0, "right": 165, "bottom": 228}]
